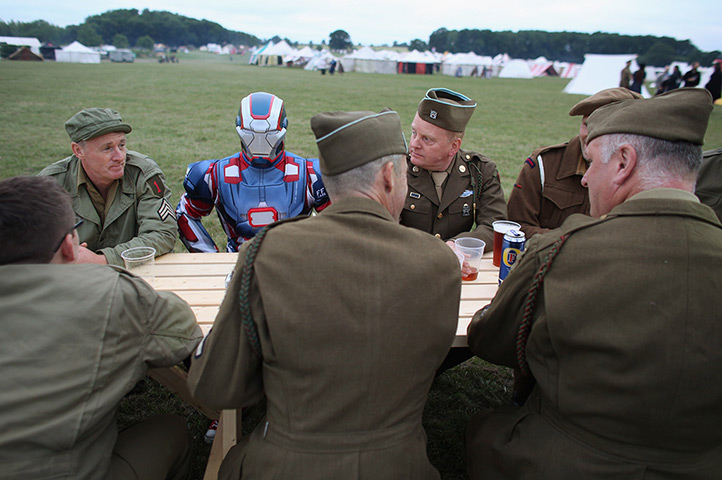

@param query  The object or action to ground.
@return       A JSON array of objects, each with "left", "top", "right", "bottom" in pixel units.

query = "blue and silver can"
[{"left": 498, "top": 230, "right": 526, "bottom": 284}]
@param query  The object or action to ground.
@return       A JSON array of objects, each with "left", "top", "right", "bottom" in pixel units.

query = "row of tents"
[
  {"left": 247, "top": 40, "right": 583, "bottom": 79},
  {"left": 1, "top": 37, "right": 134, "bottom": 63},
  {"left": 247, "top": 41, "right": 719, "bottom": 98}
]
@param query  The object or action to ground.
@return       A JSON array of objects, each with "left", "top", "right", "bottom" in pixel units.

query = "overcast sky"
[{"left": 2, "top": 0, "right": 720, "bottom": 52}]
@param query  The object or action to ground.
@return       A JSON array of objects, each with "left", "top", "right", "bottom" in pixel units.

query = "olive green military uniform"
[
  {"left": 0, "top": 264, "right": 202, "bottom": 479},
  {"left": 38, "top": 152, "right": 177, "bottom": 265},
  {"left": 188, "top": 197, "right": 462, "bottom": 480},
  {"left": 695, "top": 148, "right": 722, "bottom": 221},
  {"left": 401, "top": 149, "right": 506, "bottom": 250},
  {"left": 506, "top": 135, "right": 590, "bottom": 238},
  {"left": 466, "top": 189, "right": 722, "bottom": 479}
]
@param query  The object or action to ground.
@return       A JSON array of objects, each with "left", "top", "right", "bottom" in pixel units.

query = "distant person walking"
[
  {"left": 706, "top": 62, "right": 722, "bottom": 101},
  {"left": 630, "top": 63, "right": 646, "bottom": 93},
  {"left": 683, "top": 62, "right": 701, "bottom": 87},
  {"left": 619, "top": 60, "right": 632, "bottom": 89}
]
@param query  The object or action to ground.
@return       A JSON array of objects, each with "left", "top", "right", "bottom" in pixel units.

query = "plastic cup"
[
  {"left": 121, "top": 246, "right": 156, "bottom": 286},
  {"left": 493, "top": 221, "right": 521, "bottom": 267},
  {"left": 454, "top": 237, "right": 486, "bottom": 282}
]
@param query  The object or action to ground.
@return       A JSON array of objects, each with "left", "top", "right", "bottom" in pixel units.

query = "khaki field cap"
[
  {"left": 311, "top": 108, "right": 408, "bottom": 176},
  {"left": 568, "top": 87, "right": 643, "bottom": 117},
  {"left": 417, "top": 88, "right": 477, "bottom": 133},
  {"left": 65, "top": 108, "right": 132, "bottom": 143},
  {"left": 586, "top": 87, "right": 714, "bottom": 145}
]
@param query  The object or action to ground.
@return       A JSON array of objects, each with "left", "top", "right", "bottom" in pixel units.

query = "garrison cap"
[
  {"left": 65, "top": 108, "right": 132, "bottom": 143},
  {"left": 311, "top": 109, "right": 408, "bottom": 176},
  {"left": 568, "top": 87, "right": 643, "bottom": 116},
  {"left": 587, "top": 87, "right": 713, "bottom": 146},
  {"left": 417, "top": 88, "right": 476, "bottom": 133}
]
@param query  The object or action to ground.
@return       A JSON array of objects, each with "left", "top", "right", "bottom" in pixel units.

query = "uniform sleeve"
[
  {"left": 456, "top": 158, "right": 507, "bottom": 250},
  {"left": 467, "top": 235, "right": 542, "bottom": 368},
  {"left": 187, "top": 244, "right": 264, "bottom": 410},
  {"left": 117, "top": 269, "right": 203, "bottom": 367},
  {"left": 507, "top": 155, "right": 551, "bottom": 238},
  {"left": 100, "top": 169, "right": 177, "bottom": 265},
  {"left": 307, "top": 158, "right": 330, "bottom": 212}
]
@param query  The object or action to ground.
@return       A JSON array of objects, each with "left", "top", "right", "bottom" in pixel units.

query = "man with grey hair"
[
  {"left": 465, "top": 88, "right": 721, "bottom": 479},
  {"left": 189, "top": 109, "right": 462, "bottom": 479}
]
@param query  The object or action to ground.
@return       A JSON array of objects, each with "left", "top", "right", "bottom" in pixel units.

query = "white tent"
[
  {"left": 498, "top": 59, "right": 534, "bottom": 78},
  {"left": 253, "top": 40, "right": 296, "bottom": 66},
  {"left": 341, "top": 46, "right": 398, "bottom": 74},
  {"left": 398, "top": 49, "right": 439, "bottom": 74},
  {"left": 55, "top": 41, "right": 101, "bottom": 64},
  {"left": 563, "top": 54, "right": 652, "bottom": 98},
  {"left": 441, "top": 52, "right": 493, "bottom": 77},
  {"left": 303, "top": 50, "right": 337, "bottom": 71},
  {"left": 0, "top": 36, "right": 41, "bottom": 55}
]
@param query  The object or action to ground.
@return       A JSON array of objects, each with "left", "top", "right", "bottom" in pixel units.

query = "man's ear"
[
  {"left": 71, "top": 142, "right": 84, "bottom": 159},
  {"left": 448, "top": 136, "right": 462, "bottom": 158},
  {"left": 58, "top": 233, "right": 78, "bottom": 264},
  {"left": 381, "top": 161, "right": 396, "bottom": 194},
  {"left": 613, "top": 144, "right": 638, "bottom": 186}
]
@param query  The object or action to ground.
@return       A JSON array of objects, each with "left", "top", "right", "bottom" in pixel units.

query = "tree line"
[
  {"left": 427, "top": 28, "right": 720, "bottom": 67},
  {"left": 1, "top": 9, "right": 719, "bottom": 67},
  {"left": 0, "top": 9, "right": 260, "bottom": 50}
]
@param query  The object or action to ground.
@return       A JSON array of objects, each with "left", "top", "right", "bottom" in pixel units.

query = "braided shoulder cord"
[
  {"left": 238, "top": 226, "right": 270, "bottom": 358},
  {"left": 516, "top": 233, "right": 570, "bottom": 376}
]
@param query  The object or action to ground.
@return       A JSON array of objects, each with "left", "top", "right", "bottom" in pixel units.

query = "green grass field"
[{"left": 1, "top": 52, "right": 721, "bottom": 479}]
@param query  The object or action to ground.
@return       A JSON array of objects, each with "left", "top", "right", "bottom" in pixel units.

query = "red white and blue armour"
[{"left": 176, "top": 152, "right": 329, "bottom": 252}]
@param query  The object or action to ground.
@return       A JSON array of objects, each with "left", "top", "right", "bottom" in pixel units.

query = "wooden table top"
[{"left": 154, "top": 252, "right": 498, "bottom": 347}]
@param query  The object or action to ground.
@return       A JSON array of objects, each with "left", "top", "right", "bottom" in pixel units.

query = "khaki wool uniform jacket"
[
  {"left": 506, "top": 136, "right": 590, "bottom": 238},
  {"left": 400, "top": 149, "right": 506, "bottom": 251},
  {"left": 466, "top": 189, "right": 722, "bottom": 479},
  {"left": 38, "top": 151, "right": 177, "bottom": 265},
  {"left": 188, "top": 197, "right": 462, "bottom": 480},
  {"left": 695, "top": 148, "right": 722, "bottom": 222},
  {"left": 0, "top": 265, "right": 202, "bottom": 480}
]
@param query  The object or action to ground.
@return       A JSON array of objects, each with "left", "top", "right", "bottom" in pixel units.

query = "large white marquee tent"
[
  {"left": 55, "top": 41, "right": 101, "bottom": 64},
  {"left": 563, "top": 54, "right": 652, "bottom": 98}
]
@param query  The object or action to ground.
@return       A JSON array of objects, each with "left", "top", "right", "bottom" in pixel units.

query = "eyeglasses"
[{"left": 54, "top": 218, "right": 84, "bottom": 252}]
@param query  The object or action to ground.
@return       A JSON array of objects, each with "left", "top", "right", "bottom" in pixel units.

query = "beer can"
[{"left": 498, "top": 230, "right": 526, "bottom": 284}]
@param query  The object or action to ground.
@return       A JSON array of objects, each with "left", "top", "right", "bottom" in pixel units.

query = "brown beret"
[
  {"left": 65, "top": 108, "right": 132, "bottom": 143},
  {"left": 311, "top": 109, "right": 408, "bottom": 176},
  {"left": 417, "top": 88, "right": 476, "bottom": 133},
  {"left": 587, "top": 87, "right": 713, "bottom": 146},
  {"left": 568, "top": 87, "right": 643, "bottom": 116}
]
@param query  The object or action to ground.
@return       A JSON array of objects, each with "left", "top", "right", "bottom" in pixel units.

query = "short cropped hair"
[
  {"left": 323, "top": 154, "right": 405, "bottom": 199},
  {"left": 599, "top": 133, "right": 702, "bottom": 188},
  {"left": 0, "top": 176, "right": 75, "bottom": 264}
]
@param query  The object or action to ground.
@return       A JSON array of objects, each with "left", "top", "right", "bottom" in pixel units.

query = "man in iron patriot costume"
[{"left": 177, "top": 92, "right": 330, "bottom": 252}]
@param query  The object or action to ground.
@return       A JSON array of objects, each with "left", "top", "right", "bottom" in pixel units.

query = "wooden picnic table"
[{"left": 150, "top": 251, "right": 499, "bottom": 479}]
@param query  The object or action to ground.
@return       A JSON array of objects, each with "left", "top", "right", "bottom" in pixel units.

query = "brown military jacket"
[
  {"left": 400, "top": 149, "right": 506, "bottom": 251},
  {"left": 466, "top": 189, "right": 722, "bottom": 479},
  {"left": 695, "top": 147, "right": 722, "bottom": 221},
  {"left": 188, "top": 197, "right": 461, "bottom": 480},
  {"left": 506, "top": 135, "right": 590, "bottom": 238}
]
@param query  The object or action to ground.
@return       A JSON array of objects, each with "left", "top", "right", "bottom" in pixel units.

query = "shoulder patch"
[
  {"left": 146, "top": 174, "right": 166, "bottom": 198},
  {"left": 525, "top": 157, "right": 536, "bottom": 169},
  {"left": 158, "top": 198, "right": 175, "bottom": 221}
]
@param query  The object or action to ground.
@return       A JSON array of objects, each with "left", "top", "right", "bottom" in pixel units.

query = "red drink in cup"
[{"left": 492, "top": 221, "right": 521, "bottom": 267}]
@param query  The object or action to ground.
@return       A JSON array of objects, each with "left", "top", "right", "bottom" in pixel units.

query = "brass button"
[
  {"left": 434, "top": 233, "right": 441, "bottom": 238},
  {"left": 465, "top": 154, "right": 471, "bottom": 160},
  {"left": 459, "top": 165, "right": 466, "bottom": 173},
  {"left": 410, "top": 204, "right": 416, "bottom": 210},
  {"left": 437, "top": 212, "right": 443, "bottom": 219},
  {"left": 412, "top": 165, "right": 419, "bottom": 173}
]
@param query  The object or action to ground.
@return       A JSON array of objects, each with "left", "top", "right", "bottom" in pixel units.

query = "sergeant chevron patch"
[{"left": 157, "top": 198, "right": 175, "bottom": 221}]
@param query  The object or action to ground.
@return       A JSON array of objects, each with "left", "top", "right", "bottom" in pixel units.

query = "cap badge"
[{"left": 430, "top": 110, "right": 438, "bottom": 119}]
